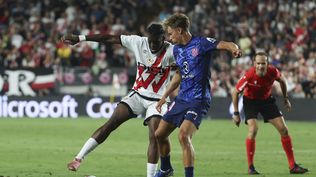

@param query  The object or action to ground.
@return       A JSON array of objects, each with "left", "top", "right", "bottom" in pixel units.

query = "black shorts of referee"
[{"left": 243, "top": 96, "right": 282, "bottom": 124}]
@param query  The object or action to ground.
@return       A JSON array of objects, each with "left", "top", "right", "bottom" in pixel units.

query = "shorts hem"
[
  {"left": 119, "top": 101, "right": 137, "bottom": 118},
  {"left": 143, "top": 114, "right": 162, "bottom": 126}
]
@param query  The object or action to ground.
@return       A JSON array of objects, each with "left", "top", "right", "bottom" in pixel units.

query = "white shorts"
[{"left": 121, "top": 91, "right": 168, "bottom": 124}]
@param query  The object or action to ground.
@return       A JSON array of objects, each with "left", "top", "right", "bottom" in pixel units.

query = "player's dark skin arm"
[
  {"left": 231, "top": 88, "right": 241, "bottom": 127},
  {"left": 61, "top": 34, "right": 121, "bottom": 45},
  {"left": 276, "top": 75, "right": 291, "bottom": 111}
]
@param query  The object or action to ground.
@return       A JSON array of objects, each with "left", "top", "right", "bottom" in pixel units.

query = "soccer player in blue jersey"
[{"left": 154, "top": 13, "right": 242, "bottom": 177}]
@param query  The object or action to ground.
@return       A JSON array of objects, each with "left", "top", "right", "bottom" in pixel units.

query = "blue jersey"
[{"left": 174, "top": 36, "right": 219, "bottom": 102}]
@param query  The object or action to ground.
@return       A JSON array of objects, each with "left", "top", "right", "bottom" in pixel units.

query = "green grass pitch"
[{"left": 0, "top": 118, "right": 315, "bottom": 177}]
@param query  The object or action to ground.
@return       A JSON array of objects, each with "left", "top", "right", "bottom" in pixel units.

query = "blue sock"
[
  {"left": 185, "top": 166, "right": 194, "bottom": 177},
  {"left": 160, "top": 155, "right": 172, "bottom": 171}
]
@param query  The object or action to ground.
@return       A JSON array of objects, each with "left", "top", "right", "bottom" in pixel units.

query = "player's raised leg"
[{"left": 67, "top": 103, "right": 133, "bottom": 171}]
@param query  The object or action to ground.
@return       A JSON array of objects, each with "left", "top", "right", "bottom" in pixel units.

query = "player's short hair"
[
  {"left": 253, "top": 52, "right": 269, "bottom": 63},
  {"left": 163, "top": 13, "right": 190, "bottom": 31},
  {"left": 146, "top": 23, "right": 165, "bottom": 36}
]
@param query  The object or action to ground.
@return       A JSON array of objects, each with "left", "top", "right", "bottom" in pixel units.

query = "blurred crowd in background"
[{"left": 0, "top": 0, "right": 315, "bottom": 98}]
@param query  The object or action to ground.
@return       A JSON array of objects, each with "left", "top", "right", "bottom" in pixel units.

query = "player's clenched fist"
[{"left": 61, "top": 34, "right": 80, "bottom": 45}]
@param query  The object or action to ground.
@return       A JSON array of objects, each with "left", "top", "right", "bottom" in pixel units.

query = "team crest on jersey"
[
  {"left": 191, "top": 48, "right": 199, "bottom": 57},
  {"left": 148, "top": 58, "right": 154, "bottom": 64},
  {"left": 143, "top": 49, "right": 153, "bottom": 64}
]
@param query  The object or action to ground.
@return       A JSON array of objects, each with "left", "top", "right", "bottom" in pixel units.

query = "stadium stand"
[{"left": 0, "top": 0, "right": 315, "bottom": 98}]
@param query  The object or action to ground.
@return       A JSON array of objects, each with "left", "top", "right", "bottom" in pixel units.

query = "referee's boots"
[
  {"left": 248, "top": 165, "right": 260, "bottom": 175},
  {"left": 290, "top": 163, "right": 308, "bottom": 174}
]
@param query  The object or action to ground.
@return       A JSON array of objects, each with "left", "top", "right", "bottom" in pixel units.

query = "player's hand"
[
  {"left": 232, "top": 114, "right": 241, "bottom": 127},
  {"left": 284, "top": 98, "right": 291, "bottom": 112},
  {"left": 232, "top": 49, "right": 242, "bottom": 58},
  {"left": 61, "top": 34, "right": 80, "bottom": 45},
  {"left": 156, "top": 97, "right": 167, "bottom": 113}
]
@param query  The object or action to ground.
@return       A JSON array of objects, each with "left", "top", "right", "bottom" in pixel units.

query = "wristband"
[
  {"left": 78, "top": 35, "right": 86, "bottom": 41},
  {"left": 233, "top": 111, "right": 239, "bottom": 116}
]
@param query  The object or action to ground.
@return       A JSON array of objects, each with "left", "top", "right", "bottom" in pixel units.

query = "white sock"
[
  {"left": 75, "top": 138, "right": 99, "bottom": 160},
  {"left": 147, "top": 163, "right": 158, "bottom": 177}
]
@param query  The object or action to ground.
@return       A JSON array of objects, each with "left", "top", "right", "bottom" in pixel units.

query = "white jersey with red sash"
[{"left": 120, "top": 35, "right": 175, "bottom": 99}]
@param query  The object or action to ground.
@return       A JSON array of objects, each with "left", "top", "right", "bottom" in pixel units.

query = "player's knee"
[
  {"left": 248, "top": 127, "right": 258, "bottom": 138},
  {"left": 279, "top": 127, "right": 288, "bottom": 136},
  {"left": 149, "top": 132, "right": 157, "bottom": 144},
  {"left": 178, "top": 131, "right": 190, "bottom": 146},
  {"left": 154, "top": 130, "right": 163, "bottom": 142},
  {"left": 105, "top": 118, "right": 121, "bottom": 131}
]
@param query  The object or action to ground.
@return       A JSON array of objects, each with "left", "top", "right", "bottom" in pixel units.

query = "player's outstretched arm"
[
  {"left": 231, "top": 88, "right": 241, "bottom": 127},
  {"left": 156, "top": 70, "right": 181, "bottom": 113},
  {"left": 61, "top": 34, "right": 121, "bottom": 45},
  {"left": 216, "top": 41, "right": 242, "bottom": 58}
]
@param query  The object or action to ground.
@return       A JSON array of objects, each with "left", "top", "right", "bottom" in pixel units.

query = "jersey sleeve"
[
  {"left": 120, "top": 35, "right": 142, "bottom": 51},
  {"left": 236, "top": 71, "right": 251, "bottom": 92},
  {"left": 201, "top": 37, "right": 219, "bottom": 52},
  {"left": 272, "top": 66, "right": 281, "bottom": 80}
]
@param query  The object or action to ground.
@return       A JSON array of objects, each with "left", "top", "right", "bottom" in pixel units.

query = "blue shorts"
[{"left": 162, "top": 97, "right": 211, "bottom": 129}]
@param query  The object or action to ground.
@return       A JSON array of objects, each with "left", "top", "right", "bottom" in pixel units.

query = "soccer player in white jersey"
[{"left": 61, "top": 23, "right": 175, "bottom": 177}]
